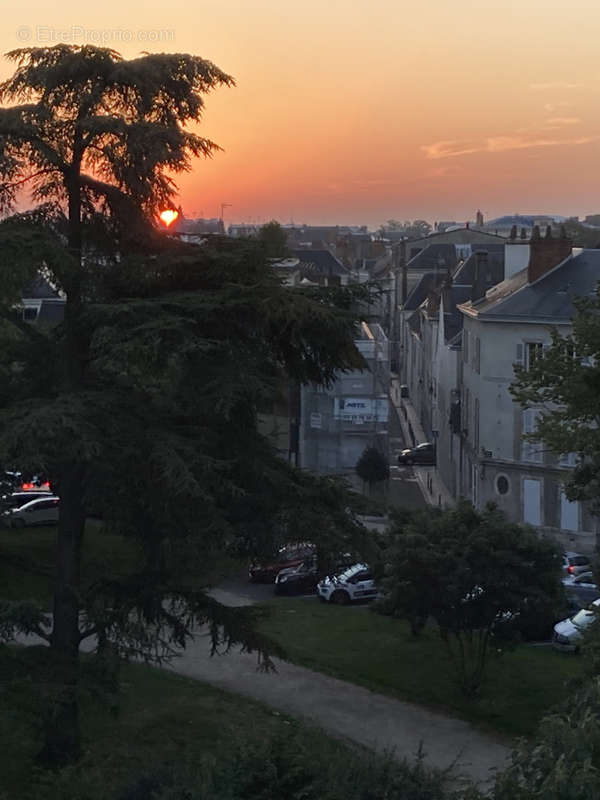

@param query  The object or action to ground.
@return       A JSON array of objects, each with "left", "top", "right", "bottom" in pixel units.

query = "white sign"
[
  {"left": 310, "top": 413, "right": 322, "bottom": 429},
  {"left": 333, "top": 397, "right": 389, "bottom": 424}
]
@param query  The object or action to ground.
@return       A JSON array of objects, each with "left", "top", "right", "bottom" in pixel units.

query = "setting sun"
[{"left": 159, "top": 209, "right": 179, "bottom": 227}]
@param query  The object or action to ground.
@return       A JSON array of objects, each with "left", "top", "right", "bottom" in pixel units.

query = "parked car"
[
  {"left": 563, "top": 551, "right": 592, "bottom": 578},
  {"left": 397, "top": 442, "right": 436, "bottom": 466},
  {"left": 317, "top": 563, "right": 378, "bottom": 605},
  {"left": 275, "top": 558, "right": 319, "bottom": 596},
  {"left": 1, "top": 491, "right": 53, "bottom": 511},
  {"left": 563, "top": 571, "right": 599, "bottom": 609},
  {"left": 274, "top": 553, "right": 356, "bottom": 596},
  {"left": 552, "top": 598, "right": 600, "bottom": 652},
  {"left": 249, "top": 542, "right": 315, "bottom": 583},
  {"left": 2, "top": 496, "right": 59, "bottom": 528}
]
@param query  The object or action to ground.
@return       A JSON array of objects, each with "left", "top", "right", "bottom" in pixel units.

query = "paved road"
[{"left": 388, "top": 401, "right": 428, "bottom": 510}]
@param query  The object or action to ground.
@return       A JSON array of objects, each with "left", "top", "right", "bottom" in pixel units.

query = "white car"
[
  {"left": 552, "top": 598, "right": 600, "bottom": 652},
  {"left": 317, "top": 563, "right": 377, "bottom": 605},
  {"left": 3, "top": 496, "right": 59, "bottom": 528}
]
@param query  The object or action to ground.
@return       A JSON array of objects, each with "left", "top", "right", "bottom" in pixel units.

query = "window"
[
  {"left": 526, "top": 342, "right": 544, "bottom": 369},
  {"left": 514, "top": 341, "right": 546, "bottom": 371},
  {"left": 474, "top": 398, "right": 479, "bottom": 451},
  {"left": 474, "top": 337, "right": 481, "bottom": 374},
  {"left": 22, "top": 307, "right": 38, "bottom": 321},
  {"left": 560, "top": 452, "right": 578, "bottom": 467},
  {"left": 495, "top": 474, "right": 510, "bottom": 495},
  {"left": 560, "top": 491, "right": 579, "bottom": 532},
  {"left": 463, "top": 330, "right": 469, "bottom": 364},
  {"left": 523, "top": 478, "right": 542, "bottom": 526},
  {"left": 463, "top": 388, "right": 470, "bottom": 433},
  {"left": 521, "top": 409, "right": 543, "bottom": 463}
]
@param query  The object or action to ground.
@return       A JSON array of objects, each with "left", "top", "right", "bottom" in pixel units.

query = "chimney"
[
  {"left": 471, "top": 250, "right": 488, "bottom": 302},
  {"left": 520, "top": 227, "right": 527, "bottom": 239},
  {"left": 527, "top": 225, "right": 572, "bottom": 284},
  {"left": 510, "top": 225, "right": 517, "bottom": 240}
]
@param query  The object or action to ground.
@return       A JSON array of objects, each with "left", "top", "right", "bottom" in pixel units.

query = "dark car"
[
  {"left": 564, "top": 572, "right": 599, "bottom": 609},
  {"left": 397, "top": 442, "right": 436, "bottom": 466},
  {"left": 274, "top": 558, "right": 319, "bottom": 595},
  {"left": 248, "top": 542, "right": 315, "bottom": 583}
]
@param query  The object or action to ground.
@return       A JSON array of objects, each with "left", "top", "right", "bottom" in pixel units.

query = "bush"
[{"left": 117, "top": 731, "right": 454, "bottom": 800}]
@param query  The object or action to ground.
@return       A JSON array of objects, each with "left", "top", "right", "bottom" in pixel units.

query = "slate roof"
[
  {"left": 406, "top": 243, "right": 458, "bottom": 271},
  {"left": 401, "top": 227, "right": 506, "bottom": 249},
  {"left": 404, "top": 272, "right": 443, "bottom": 311},
  {"left": 460, "top": 249, "right": 600, "bottom": 322},
  {"left": 452, "top": 244, "right": 505, "bottom": 286},
  {"left": 443, "top": 285, "right": 472, "bottom": 343},
  {"left": 21, "top": 276, "right": 60, "bottom": 299},
  {"left": 291, "top": 249, "right": 348, "bottom": 277}
]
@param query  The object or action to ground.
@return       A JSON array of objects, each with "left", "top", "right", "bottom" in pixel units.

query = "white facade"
[{"left": 459, "top": 312, "right": 595, "bottom": 549}]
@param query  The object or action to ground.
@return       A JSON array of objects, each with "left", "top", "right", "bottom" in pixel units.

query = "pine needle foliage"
[{"left": 0, "top": 44, "right": 372, "bottom": 765}]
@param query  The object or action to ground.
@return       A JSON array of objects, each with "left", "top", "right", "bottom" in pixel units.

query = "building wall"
[
  {"left": 300, "top": 324, "right": 390, "bottom": 477},
  {"left": 459, "top": 314, "right": 595, "bottom": 548}
]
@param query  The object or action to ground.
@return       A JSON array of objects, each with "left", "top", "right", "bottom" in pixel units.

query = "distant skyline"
[{"left": 2, "top": 0, "right": 600, "bottom": 227}]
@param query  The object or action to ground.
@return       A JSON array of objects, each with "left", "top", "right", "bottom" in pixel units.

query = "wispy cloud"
[
  {"left": 352, "top": 178, "right": 395, "bottom": 187},
  {"left": 545, "top": 116, "right": 581, "bottom": 126},
  {"left": 544, "top": 101, "right": 573, "bottom": 112},
  {"left": 422, "top": 134, "right": 597, "bottom": 160},
  {"left": 530, "top": 81, "right": 583, "bottom": 90},
  {"left": 426, "top": 164, "right": 464, "bottom": 177}
]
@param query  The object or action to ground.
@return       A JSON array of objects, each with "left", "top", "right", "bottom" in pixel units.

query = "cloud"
[
  {"left": 545, "top": 117, "right": 581, "bottom": 126},
  {"left": 529, "top": 81, "right": 583, "bottom": 90},
  {"left": 421, "top": 140, "right": 483, "bottom": 159},
  {"left": 422, "top": 134, "right": 597, "bottom": 159},
  {"left": 352, "top": 178, "right": 395, "bottom": 187},
  {"left": 426, "top": 164, "right": 464, "bottom": 177},
  {"left": 544, "top": 102, "right": 573, "bottom": 112}
]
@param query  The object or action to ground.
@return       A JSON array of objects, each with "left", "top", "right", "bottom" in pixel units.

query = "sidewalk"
[
  {"left": 16, "top": 625, "right": 509, "bottom": 786},
  {"left": 172, "top": 635, "right": 509, "bottom": 787},
  {"left": 390, "top": 377, "right": 455, "bottom": 510}
]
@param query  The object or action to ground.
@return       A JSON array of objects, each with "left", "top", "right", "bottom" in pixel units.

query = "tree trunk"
[
  {"left": 40, "top": 173, "right": 87, "bottom": 766},
  {"left": 42, "top": 465, "right": 86, "bottom": 766}
]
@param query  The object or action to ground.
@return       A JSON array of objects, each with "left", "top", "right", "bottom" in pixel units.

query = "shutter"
[
  {"left": 515, "top": 343, "right": 524, "bottom": 367},
  {"left": 475, "top": 337, "right": 481, "bottom": 373}
]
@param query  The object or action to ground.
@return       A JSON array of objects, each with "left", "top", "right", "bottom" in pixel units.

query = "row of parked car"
[
  {"left": 250, "top": 543, "right": 600, "bottom": 648},
  {"left": 553, "top": 551, "right": 600, "bottom": 651},
  {"left": 248, "top": 543, "right": 377, "bottom": 604}
]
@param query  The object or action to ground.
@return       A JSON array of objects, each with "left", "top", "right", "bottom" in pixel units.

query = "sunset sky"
[{"left": 2, "top": 0, "right": 600, "bottom": 227}]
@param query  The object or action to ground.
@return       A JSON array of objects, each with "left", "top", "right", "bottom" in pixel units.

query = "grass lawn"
[
  {"left": 0, "top": 522, "right": 244, "bottom": 607},
  {"left": 256, "top": 597, "right": 583, "bottom": 740},
  {"left": 0, "top": 646, "right": 384, "bottom": 800}
]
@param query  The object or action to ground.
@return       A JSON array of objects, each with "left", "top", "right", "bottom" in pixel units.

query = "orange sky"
[{"left": 3, "top": 0, "right": 600, "bottom": 227}]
